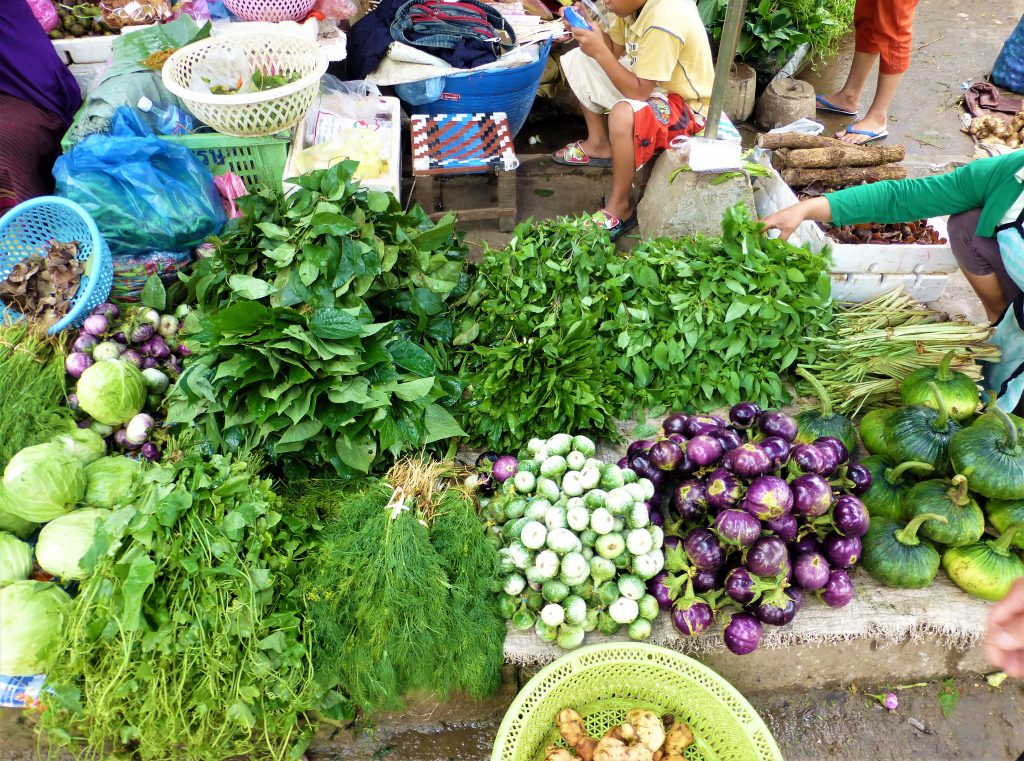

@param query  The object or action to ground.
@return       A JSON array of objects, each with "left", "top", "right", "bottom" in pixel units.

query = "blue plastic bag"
[
  {"left": 53, "top": 130, "right": 226, "bottom": 257},
  {"left": 993, "top": 14, "right": 1024, "bottom": 95}
]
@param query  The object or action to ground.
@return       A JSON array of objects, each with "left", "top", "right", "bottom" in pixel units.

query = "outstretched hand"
[{"left": 986, "top": 577, "right": 1024, "bottom": 677}]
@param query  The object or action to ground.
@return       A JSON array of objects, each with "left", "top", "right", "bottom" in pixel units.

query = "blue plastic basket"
[
  {"left": 0, "top": 197, "right": 113, "bottom": 335},
  {"left": 407, "top": 39, "right": 552, "bottom": 136}
]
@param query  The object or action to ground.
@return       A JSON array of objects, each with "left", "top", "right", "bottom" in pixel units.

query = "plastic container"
[
  {"left": 0, "top": 197, "right": 113, "bottom": 335},
  {"left": 407, "top": 39, "right": 551, "bottom": 137},
  {"left": 161, "top": 32, "right": 328, "bottom": 138},
  {"left": 222, "top": 0, "right": 316, "bottom": 21}
]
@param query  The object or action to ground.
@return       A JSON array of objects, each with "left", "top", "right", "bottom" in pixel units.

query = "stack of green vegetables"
[
  {"left": 456, "top": 204, "right": 832, "bottom": 450},
  {"left": 857, "top": 358, "right": 1024, "bottom": 601},
  {"left": 168, "top": 160, "right": 469, "bottom": 479}
]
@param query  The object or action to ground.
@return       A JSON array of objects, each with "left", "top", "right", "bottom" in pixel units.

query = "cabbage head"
[
  {"left": 76, "top": 360, "right": 146, "bottom": 426},
  {"left": 0, "top": 581, "right": 71, "bottom": 675},
  {"left": 35, "top": 508, "right": 110, "bottom": 580},
  {"left": 54, "top": 427, "right": 107, "bottom": 466},
  {"left": 2, "top": 443, "right": 86, "bottom": 523},
  {"left": 85, "top": 456, "right": 141, "bottom": 509},
  {"left": 0, "top": 487, "right": 37, "bottom": 539},
  {"left": 0, "top": 532, "right": 32, "bottom": 587}
]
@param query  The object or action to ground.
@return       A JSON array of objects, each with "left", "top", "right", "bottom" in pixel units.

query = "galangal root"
[{"left": 547, "top": 707, "right": 694, "bottom": 761}]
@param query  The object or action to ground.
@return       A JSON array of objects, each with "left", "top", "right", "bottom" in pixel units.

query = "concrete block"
[
  {"left": 637, "top": 150, "right": 755, "bottom": 239},
  {"left": 755, "top": 77, "right": 816, "bottom": 130}
]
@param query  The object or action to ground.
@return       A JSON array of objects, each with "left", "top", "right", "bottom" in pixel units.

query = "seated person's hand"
[
  {"left": 571, "top": 11, "right": 607, "bottom": 59},
  {"left": 986, "top": 577, "right": 1024, "bottom": 677}
]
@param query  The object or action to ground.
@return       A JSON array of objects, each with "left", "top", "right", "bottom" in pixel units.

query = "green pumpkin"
[
  {"left": 949, "top": 406, "right": 1024, "bottom": 500},
  {"left": 942, "top": 522, "right": 1024, "bottom": 601},
  {"left": 794, "top": 368, "right": 858, "bottom": 453},
  {"left": 885, "top": 383, "right": 961, "bottom": 474},
  {"left": 859, "top": 408, "right": 897, "bottom": 458},
  {"left": 862, "top": 512, "right": 947, "bottom": 588},
  {"left": 904, "top": 475, "right": 984, "bottom": 547},
  {"left": 860, "top": 456, "right": 934, "bottom": 521},
  {"left": 900, "top": 350, "right": 980, "bottom": 422},
  {"left": 986, "top": 499, "right": 1024, "bottom": 551}
]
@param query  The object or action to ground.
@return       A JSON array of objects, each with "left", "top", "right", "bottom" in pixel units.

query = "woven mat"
[{"left": 504, "top": 574, "right": 992, "bottom": 666}]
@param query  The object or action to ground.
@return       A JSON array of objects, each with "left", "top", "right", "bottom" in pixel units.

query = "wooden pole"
[{"left": 704, "top": 0, "right": 748, "bottom": 140}]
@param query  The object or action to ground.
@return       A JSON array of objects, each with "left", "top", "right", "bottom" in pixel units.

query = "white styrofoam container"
[
  {"left": 284, "top": 96, "right": 402, "bottom": 199},
  {"left": 751, "top": 150, "right": 959, "bottom": 303},
  {"left": 52, "top": 35, "right": 115, "bottom": 65}
]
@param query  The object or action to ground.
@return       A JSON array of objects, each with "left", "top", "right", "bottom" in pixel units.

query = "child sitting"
[{"left": 553, "top": 0, "right": 714, "bottom": 239}]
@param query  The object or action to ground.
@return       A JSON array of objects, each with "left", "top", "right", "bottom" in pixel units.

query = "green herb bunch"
[
  {"left": 39, "top": 446, "right": 326, "bottom": 761},
  {"left": 168, "top": 161, "right": 468, "bottom": 478}
]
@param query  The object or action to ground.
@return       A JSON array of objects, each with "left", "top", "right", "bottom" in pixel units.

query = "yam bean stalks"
[{"left": 548, "top": 709, "right": 694, "bottom": 761}]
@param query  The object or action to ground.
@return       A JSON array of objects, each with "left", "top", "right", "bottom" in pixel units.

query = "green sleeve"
[{"left": 826, "top": 161, "right": 990, "bottom": 226}]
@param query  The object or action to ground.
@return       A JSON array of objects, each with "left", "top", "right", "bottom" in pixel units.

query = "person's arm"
[
  {"left": 985, "top": 577, "right": 1024, "bottom": 677},
  {"left": 760, "top": 198, "right": 833, "bottom": 241},
  {"left": 572, "top": 22, "right": 655, "bottom": 101}
]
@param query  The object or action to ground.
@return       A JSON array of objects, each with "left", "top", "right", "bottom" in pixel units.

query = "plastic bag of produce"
[
  {"left": 27, "top": 0, "right": 59, "bottom": 32},
  {"left": 99, "top": 0, "right": 173, "bottom": 29},
  {"left": 53, "top": 134, "right": 226, "bottom": 257}
]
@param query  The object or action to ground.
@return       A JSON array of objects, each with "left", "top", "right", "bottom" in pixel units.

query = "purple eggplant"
[
  {"left": 649, "top": 509, "right": 665, "bottom": 527},
  {"left": 755, "top": 589, "right": 801, "bottom": 626},
  {"left": 672, "top": 599, "right": 714, "bottom": 636},
  {"left": 675, "top": 453, "right": 696, "bottom": 477},
  {"left": 140, "top": 357, "right": 158, "bottom": 370},
  {"left": 664, "top": 534, "right": 682, "bottom": 552},
  {"left": 814, "top": 436, "right": 849, "bottom": 466},
  {"left": 684, "top": 415, "right": 723, "bottom": 437},
  {"left": 790, "top": 444, "right": 826, "bottom": 475},
  {"left": 815, "top": 445, "right": 841, "bottom": 477},
  {"left": 760, "top": 436, "right": 792, "bottom": 468},
  {"left": 91, "top": 302, "right": 119, "bottom": 320},
  {"left": 706, "top": 468, "right": 743, "bottom": 510},
  {"left": 790, "top": 536, "right": 820, "bottom": 555},
  {"left": 662, "top": 413, "right": 689, "bottom": 435},
  {"left": 491, "top": 455, "right": 518, "bottom": 483},
  {"left": 724, "top": 566, "right": 756, "bottom": 604},
  {"left": 648, "top": 572, "right": 674, "bottom": 610},
  {"left": 764, "top": 513, "right": 798, "bottom": 542},
  {"left": 475, "top": 451, "right": 499, "bottom": 470},
  {"left": 687, "top": 435, "right": 723, "bottom": 468},
  {"left": 67, "top": 393, "right": 80, "bottom": 412},
  {"left": 113, "top": 331, "right": 127, "bottom": 343},
  {"left": 650, "top": 439, "right": 683, "bottom": 471},
  {"left": 146, "top": 336, "right": 172, "bottom": 361},
  {"left": 746, "top": 536, "right": 789, "bottom": 577},
  {"left": 72, "top": 334, "right": 98, "bottom": 354},
  {"left": 139, "top": 442, "right": 161, "bottom": 462},
  {"left": 76, "top": 418, "right": 90, "bottom": 429},
  {"left": 723, "top": 443, "right": 772, "bottom": 480},
  {"left": 667, "top": 433, "right": 687, "bottom": 446},
  {"left": 822, "top": 533, "right": 862, "bottom": 569},
  {"left": 793, "top": 551, "right": 830, "bottom": 590},
  {"left": 672, "top": 479, "right": 708, "bottom": 520},
  {"left": 684, "top": 528, "right": 725, "bottom": 571},
  {"left": 845, "top": 463, "right": 873, "bottom": 496},
  {"left": 742, "top": 475, "right": 794, "bottom": 520},
  {"left": 692, "top": 569, "right": 719, "bottom": 594},
  {"left": 724, "top": 612, "right": 763, "bottom": 655},
  {"left": 113, "top": 428, "right": 141, "bottom": 450},
  {"left": 82, "top": 314, "right": 108, "bottom": 336},
  {"left": 120, "top": 349, "right": 144, "bottom": 368},
  {"left": 790, "top": 474, "right": 833, "bottom": 518},
  {"left": 629, "top": 453, "right": 657, "bottom": 480},
  {"left": 820, "top": 569, "right": 855, "bottom": 608},
  {"left": 710, "top": 427, "right": 744, "bottom": 451},
  {"left": 176, "top": 342, "right": 193, "bottom": 358},
  {"left": 65, "top": 352, "right": 93, "bottom": 379},
  {"left": 715, "top": 508, "right": 762, "bottom": 547},
  {"left": 166, "top": 356, "right": 184, "bottom": 377},
  {"left": 130, "top": 322, "right": 155, "bottom": 344},
  {"left": 627, "top": 439, "right": 655, "bottom": 459},
  {"left": 759, "top": 411, "right": 798, "bottom": 442},
  {"left": 832, "top": 494, "right": 870, "bottom": 538},
  {"left": 729, "top": 402, "right": 762, "bottom": 430},
  {"left": 617, "top": 456, "right": 629, "bottom": 468}
]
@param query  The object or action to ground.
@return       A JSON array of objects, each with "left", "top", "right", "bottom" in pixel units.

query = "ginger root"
[
  {"left": 662, "top": 720, "right": 694, "bottom": 757},
  {"left": 625, "top": 710, "right": 666, "bottom": 753},
  {"left": 594, "top": 736, "right": 627, "bottom": 761},
  {"left": 544, "top": 746, "right": 575, "bottom": 761},
  {"left": 577, "top": 737, "right": 599, "bottom": 761},
  {"left": 557, "top": 709, "right": 588, "bottom": 749}
]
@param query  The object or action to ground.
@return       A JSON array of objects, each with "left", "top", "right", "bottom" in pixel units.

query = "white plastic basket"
[
  {"left": 161, "top": 33, "right": 328, "bottom": 138},
  {"left": 222, "top": 0, "right": 317, "bottom": 22}
]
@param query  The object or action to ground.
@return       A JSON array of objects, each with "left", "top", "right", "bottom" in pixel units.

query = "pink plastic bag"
[
  {"left": 28, "top": 0, "right": 59, "bottom": 32},
  {"left": 213, "top": 173, "right": 248, "bottom": 219},
  {"left": 315, "top": 0, "right": 358, "bottom": 20},
  {"left": 171, "top": 0, "right": 212, "bottom": 21}
]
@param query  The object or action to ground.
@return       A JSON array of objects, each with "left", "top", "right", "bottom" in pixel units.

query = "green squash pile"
[{"left": 857, "top": 357, "right": 1024, "bottom": 600}]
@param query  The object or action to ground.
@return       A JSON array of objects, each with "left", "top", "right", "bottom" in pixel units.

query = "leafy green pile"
[
  {"left": 167, "top": 161, "right": 468, "bottom": 478},
  {"left": 455, "top": 206, "right": 832, "bottom": 450},
  {"left": 39, "top": 446, "right": 328, "bottom": 761}
]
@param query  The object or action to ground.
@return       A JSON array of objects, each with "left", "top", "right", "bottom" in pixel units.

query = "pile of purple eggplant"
[
  {"left": 64, "top": 302, "right": 191, "bottom": 460},
  {"left": 629, "top": 403, "right": 872, "bottom": 655}
]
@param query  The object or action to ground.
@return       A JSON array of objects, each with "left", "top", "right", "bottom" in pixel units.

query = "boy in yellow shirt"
[{"left": 553, "top": 0, "right": 714, "bottom": 239}]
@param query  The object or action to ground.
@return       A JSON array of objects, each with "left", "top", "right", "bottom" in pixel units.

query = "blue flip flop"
[
  {"left": 841, "top": 125, "right": 889, "bottom": 144},
  {"left": 815, "top": 95, "right": 858, "bottom": 116}
]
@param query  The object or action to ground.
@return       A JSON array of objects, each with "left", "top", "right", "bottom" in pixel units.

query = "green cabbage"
[
  {"left": 0, "top": 487, "right": 37, "bottom": 539},
  {"left": 0, "top": 581, "right": 71, "bottom": 675},
  {"left": 35, "top": 508, "right": 110, "bottom": 580},
  {"left": 76, "top": 360, "right": 146, "bottom": 426},
  {"left": 54, "top": 427, "right": 107, "bottom": 466},
  {"left": 2, "top": 443, "right": 86, "bottom": 523},
  {"left": 85, "top": 456, "right": 142, "bottom": 509},
  {"left": 0, "top": 531, "right": 32, "bottom": 587}
]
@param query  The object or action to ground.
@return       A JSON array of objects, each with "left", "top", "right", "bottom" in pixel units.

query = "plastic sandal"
[
  {"left": 839, "top": 125, "right": 889, "bottom": 144},
  {"left": 592, "top": 208, "right": 637, "bottom": 241},
  {"left": 815, "top": 95, "right": 858, "bottom": 116},
  {"left": 552, "top": 141, "right": 613, "bottom": 168}
]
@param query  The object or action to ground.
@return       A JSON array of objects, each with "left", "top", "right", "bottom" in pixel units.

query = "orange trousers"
[{"left": 854, "top": 0, "right": 920, "bottom": 75}]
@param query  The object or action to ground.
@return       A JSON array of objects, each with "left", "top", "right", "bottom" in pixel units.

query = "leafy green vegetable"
[
  {"left": 0, "top": 581, "right": 70, "bottom": 676},
  {"left": 169, "top": 161, "right": 469, "bottom": 478},
  {"left": 39, "top": 446, "right": 327, "bottom": 760},
  {"left": 939, "top": 678, "right": 959, "bottom": 718}
]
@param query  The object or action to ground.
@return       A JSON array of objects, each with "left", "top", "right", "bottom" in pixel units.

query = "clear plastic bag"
[
  {"left": 99, "top": 0, "right": 173, "bottom": 29},
  {"left": 27, "top": 0, "right": 59, "bottom": 32},
  {"left": 315, "top": 0, "right": 358, "bottom": 20}
]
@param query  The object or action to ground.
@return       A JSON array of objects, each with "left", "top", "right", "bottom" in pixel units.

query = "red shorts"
[
  {"left": 631, "top": 93, "right": 702, "bottom": 170},
  {"left": 854, "top": 0, "right": 920, "bottom": 75}
]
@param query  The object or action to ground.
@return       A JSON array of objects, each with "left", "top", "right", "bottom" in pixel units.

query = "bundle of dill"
[
  {"left": 300, "top": 460, "right": 505, "bottom": 714},
  {"left": 0, "top": 319, "right": 72, "bottom": 466}
]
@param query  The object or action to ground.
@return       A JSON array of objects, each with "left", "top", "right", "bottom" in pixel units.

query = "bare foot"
[
  {"left": 836, "top": 116, "right": 888, "bottom": 144},
  {"left": 820, "top": 91, "right": 860, "bottom": 114},
  {"left": 604, "top": 199, "right": 634, "bottom": 222}
]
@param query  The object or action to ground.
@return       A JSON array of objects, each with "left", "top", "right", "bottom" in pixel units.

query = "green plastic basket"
[
  {"left": 160, "top": 131, "right": 290, "bottom": 193},
  {"left": 492, "top": 643, "right": 782, "bottom": 761}
]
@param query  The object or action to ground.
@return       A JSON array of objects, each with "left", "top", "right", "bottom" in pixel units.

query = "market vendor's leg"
[
  {"left": 604, "top": 102, "right": 637, "bottom": 222},
  {"left": 838, "top": 0, "right": 920, "bottom": 144},
  {"left": 556, "top": 47, "right": 623, "bottom": 165},
  {"left": 821, "top": 0, "right": 880, "bottom": 117},
  {"left": 948, "top": 209, "right": 1018, "bottom": 322},
  {"left": 579, "top": 105, "right": 613, "bottom": 161}
]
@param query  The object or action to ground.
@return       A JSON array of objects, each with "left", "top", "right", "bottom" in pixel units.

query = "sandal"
[
  {"left": 552, "top": 140, "right": 613, "bottom": 168},
  {"left": 839, "top": 125, "right": 889, "bottom": 144},
  {"left": 592, "top": 208, "right": 637, "bottom": 241},
  {"left": 815, "top": 95, "right": 858, "bottom": 117}
]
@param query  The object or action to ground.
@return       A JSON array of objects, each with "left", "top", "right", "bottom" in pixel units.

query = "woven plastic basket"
[
  {"left": 162, "top": 33, "right": 328, "bottom": 138},
  {"left": 222, "top": 0, "right": 316, "bottom": 21},
  {"left": 492, "top": 643, "right": 782, "bottom": 761},
  {"left": 0, "top": 197, "right": 113, "bottom": 335}
]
